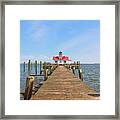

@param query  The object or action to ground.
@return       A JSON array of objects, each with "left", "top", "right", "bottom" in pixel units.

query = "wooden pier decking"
[{"left": 31, "top": 65, "right": 98, "bottom": 100}]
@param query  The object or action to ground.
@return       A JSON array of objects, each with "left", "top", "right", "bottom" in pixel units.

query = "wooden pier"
[{"left": 30, "top": 65, "right": 98, "bottom": 100}]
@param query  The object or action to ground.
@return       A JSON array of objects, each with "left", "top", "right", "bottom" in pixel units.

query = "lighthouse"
[{"left": 52, "top": 51, "right": 71, "bottom": 64}]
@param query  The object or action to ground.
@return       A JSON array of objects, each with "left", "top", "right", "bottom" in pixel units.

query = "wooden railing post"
[
  {"left": 47, "top": 64, "right": 51, "bottom": 75},
  {"left": 68, "top": 65, "right": 70, "bottom": 69},
  {"left": 53, "top": 65, "right": 55, "bottom": 71},
  {"left": 40, "top": 61, "right": 42, "bottom": 75},
  {"left": 76, "top": 61, "right": 79, "bottom": 69},
  {"left": 28, "top": 60, "right": 30, "bottom": 73},
  {"left": 24, "top": 76, "right": 34, "bottom": 100},
  {"left": 72, "top": 66, "right": 75, "bottom": 75},
  {"left": 51, "top": 66, "right": 54, "bottom": 73},
  {"left": 31, "top": 62, "right": 32, "bottom": 70},
  {"left": 23, "top": 62, "right": 25, "bottom": 72},
  {"left": 78, "top": 61, "right": 80, "bottom": 69},
  {"left": 75, "top": 62, "right": 77, "bottom": 69},
  {"left": 78, "top": 68, "right": 83, "bottom": 81},
  {"left": 49, "top": 66, "right": 52, "bottom": 75},
  {"left": 78, "top": 69, "right": 81, "bottom": 79},
  {"left": 35, "top": 60, "right": 37, "bottom": 75},
  {"left": 80, "top": 69, "right": 83, "bottom": 81},
  {"left": 44, "top": 62, "right": 48, "bottom": 81}
]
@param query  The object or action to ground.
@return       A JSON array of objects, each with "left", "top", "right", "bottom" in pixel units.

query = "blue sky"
[{"left": 20, "top": 20, "right": 100, "bottom": 63}]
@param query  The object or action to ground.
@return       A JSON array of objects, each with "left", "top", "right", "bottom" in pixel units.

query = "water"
[
  {"left": 20, "top": 64, "right": 100, "bottom": 93},
  {"left": 20, "top": 64, "right": 44, "bottom": 93},
  {"left": 81, "top": 64, "right": 100, "bottom": 93}
]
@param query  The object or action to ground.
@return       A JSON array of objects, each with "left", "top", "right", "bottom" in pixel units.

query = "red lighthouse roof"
[{"left": 52, "top": 52, "right": 71, "bottom": 61}]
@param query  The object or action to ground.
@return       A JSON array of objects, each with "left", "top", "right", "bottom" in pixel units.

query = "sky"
[{"left": 20, "top": 20, "right": 100, "bottom": 63}]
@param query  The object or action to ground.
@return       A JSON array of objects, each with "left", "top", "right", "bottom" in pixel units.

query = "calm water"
[
  {"left": 81, "top": 64, "right": 100, "bottom": 93},
  {"left": 20, "top": 64, "right": 100, "bottom": 93}
]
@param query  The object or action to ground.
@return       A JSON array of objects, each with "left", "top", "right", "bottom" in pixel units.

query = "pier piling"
[
  {"left": 24, "top": 76, "right": 34, "bottom": 100},
  {"left": 35, "top": 60, "right": 37, "bottom": 75},
  {"left": 72, "top": 66, "right": 75, "bottom": 75},
  {"left": 31, "top": 62, "right": 32, "bottom": 70},
  {"left": 28, "top": 60, "right": 30, "bottom": 74},
  {"left": 28, "top": 60, "right": 30, "bottom": 71},
  {"left": 78, "top": 68, "right": 83, "bottom": 81},
  {"left": 44, "top": 62, "right": 48, "bottom": 81},
  {"left": 23, "top": 62, "right": 25, "bottom": 72},
  {"left": 40, "top": 61, "right": 42, "bottom": 75}
]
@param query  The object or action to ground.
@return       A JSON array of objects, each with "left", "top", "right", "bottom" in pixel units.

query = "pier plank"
[{"left": 31, "top": 66, "right": 98, "bottom": 100}]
